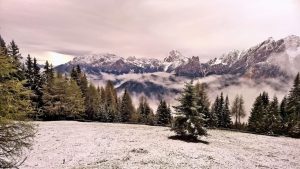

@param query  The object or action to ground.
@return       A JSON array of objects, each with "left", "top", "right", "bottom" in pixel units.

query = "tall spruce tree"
[
  {"left": 194, "top": 82, "right": 210, "bottom": 127},
  {"left": 223, "top": 96, "right": 232, "bottom": 128},
  {"left": 137, "top": 96, "right": 154, "bottom": 124},
  {"left": 280, "top": 96, "right": 288, "bottom": 132},
  {"left": 120, "top": 89, "right": 135, "bottom": 122},
  {"left": 286, "top": 73, "right": 300, "bottom": 137},
  {"left": 171, "top": 81, "right": 207, "bottom": 139},
  {"left": 248, "top": 92, "right": 269, "bottom": 133},
  {"left": 216, "top": 93, "right": 225, "bottom": 127},
  {"left": 85, "top": 84, "right": 101, "bottom": 120},
  {"left": 104, "top": 81, "right": 118, "bottom": 122},
  {"left": 264, "top": 96, "right": 281, "bottom": 134},
  {"left": 156, "top": 100, "right": 172, "bottom": 126},
  {"left": 209, "top": 96, "right": 219, "bottom": 128}
]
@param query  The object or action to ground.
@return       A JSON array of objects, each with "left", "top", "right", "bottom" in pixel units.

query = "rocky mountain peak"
[{"left": 164, "top": 50, "right": 185, "bottom": 62}]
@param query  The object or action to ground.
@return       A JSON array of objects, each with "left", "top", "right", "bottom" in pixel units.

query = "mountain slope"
[{"left": 56, "top": 35, "right": 300, "bottom": 79}]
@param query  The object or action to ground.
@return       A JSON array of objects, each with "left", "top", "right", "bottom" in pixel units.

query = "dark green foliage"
[
  {"left": 223, "top": 96, "right": 232, "bottom": 128},
  {"left": 171, "top": 81, "right": 207, "bottom": 138},
  {"left": 136, "top": 96, "right": 155, "bottom": 124},
  {"left": 212, "top": 93, "right": 232, "bottom": 128},
  {"left": 104, "top": 81, "right": 118, "bottom": 122},
  {"left": 85, "top": 84, "right": 101, "bottom": 120},
  {"left": 43, "top": 61, "right": 54, "bottom": 83},
  {"left": 286, "top": 73, "right": 300, "bottom": 137},
  {"left": 264, "top": 96, "right": 282, "bottom": 134},
  {"left": 194, "top": 83, "right": 211, "bottom": 127},
  {"left": 24, "top": 56, "right": 44, "bottom": 118},
  {"left": 248, "top": 82, "right": 300, "bottom": 137},
  {"left": 248, "top": 92, "right": 269, "bottom": 133},
  {"left": 209, "top": 97, "right": 219, "bottom": 128},
  {"left": 120, "top": 89, "right": 135, "bottom": 122},
  {"left": 156, "top": 100, "right": 172, "bottom": 126},
  {"left": 0, "top": 35, "right": 8, "bottom": 55}
]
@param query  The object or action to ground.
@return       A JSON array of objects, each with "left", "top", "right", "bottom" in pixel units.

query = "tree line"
[{"left": 248, "top": 74, "right": 300, "bottom": 137}]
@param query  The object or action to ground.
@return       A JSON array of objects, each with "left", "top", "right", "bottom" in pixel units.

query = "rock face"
[{"left": 56, "top": 35, "right": 300, "bottom": 79}]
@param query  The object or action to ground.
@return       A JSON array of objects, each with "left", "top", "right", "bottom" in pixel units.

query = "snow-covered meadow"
[{"left": 22, "top": 121, "right": 300, "bottom": 169}]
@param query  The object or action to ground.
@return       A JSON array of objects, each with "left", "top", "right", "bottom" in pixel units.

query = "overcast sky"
[{"left": 1, "top": 0, "right": 300, "bottom": 65}]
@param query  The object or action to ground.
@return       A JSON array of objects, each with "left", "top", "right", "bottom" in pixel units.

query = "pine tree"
[
  {"left": 156, "top": 100, "right": 172, "bottom": 126},
  {"left": 264, "top": 96, "right": 281, "bottom": 134},
  {"left": 7, "top": 40, "right": 24, "bottom": 80},
  {"left": 25, "top": 55, "right": 33, "bottom": 85},
  {"left": 286, "top": 73, "right": 300, "bottom": 137},
  {"left": 194, "top": 82, "right": 210, "bottom": 127},
  {"left": 104, "top": 81, "right": 118, "bottom": 122},
  {"left": 223, "top": 96, "right": 232, "bottom": 128},
  {"left": 209, "top": 96, "right": 219, "bottom": 128},
  {"left": 248, "top": 92, "right": 269, "bottom": 133},
  {"left": 85, "top": 84, "right": 101, "bottom": 120},
  {"left": 0, "top": 34, "right": 8, "bottom": 55},
  {"left": 43, "top": 61, "right": 54, "bottom": 83},
  {"left": 7, "top": 40, "right": 22, "bottom": 68},
  {"left": 216, "top": 93, "right": 225, "bottom": 127},
  {"left": 0, "top": 51, "right": 34, "bottom": 168},
  {"left": 171, "top": 81, "right": 207, "bottom": 139},
  {"left": 136, "top": 96, "right": 154, "bottom": 124},
  {"left": 280, "top": 96, "right": 288, "bottom": 133},
  {"left": 120, "top": 89, "right": 135, "bottom": 122}
]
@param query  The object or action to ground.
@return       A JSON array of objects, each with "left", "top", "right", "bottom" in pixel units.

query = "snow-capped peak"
[{"left": 164, "top": 50, "right": 186, "bottom": 62}]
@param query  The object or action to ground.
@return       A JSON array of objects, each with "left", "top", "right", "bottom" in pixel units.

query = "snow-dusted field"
[{"left": 21, "top": 121, "right": 300, "bottom": 169}]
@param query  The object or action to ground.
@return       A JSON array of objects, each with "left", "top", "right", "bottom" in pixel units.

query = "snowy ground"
[{"left": 21, "top": 121, "right": 300, "bottom": 169}]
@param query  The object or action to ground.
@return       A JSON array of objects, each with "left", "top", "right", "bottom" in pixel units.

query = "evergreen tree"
[
  {"left": 7, "top": 40, "right": 24, "bottom": 80},
  {"left": 171, "top": 81, "right": 207, "bottom": 139},
  {"left": 120, "top": 89, "right": 135, "bottom": 122},
  {"left": 32, "top": 58, "right": 43, "bottom": 108},
  {"left": 216, "top": 93, "right": 225, "bottom": 127},
  {"left": 248, "top": 92, "right": 269, "bottom": 133},
  {"left": 286, "top": 73, "right": 300, "bottom": 137},
  {"left": 209, "top": 96, "right": 219, "bottom": 128},
  {"left": 156, "top": 100, "right": 172, "bottom": 126},
  {"left": 264, "top": 96, "right": 281, "bottom": 134},
  {"left": 0, "top": 34, "right": 8, "bottom": 55},
  {"left": 7, "top": 40, "right": 22, "bottom": 68},
  {"left": 279, "top": 96, "right": 288, "bottom": 133},
  {"left": 85, "top": 83, "right": 101, "bottom": 120},
  {"left": 43, "top": 61, "right": 54, "bottom": 83},
  {"left": 223, "top": 96, "right": 232, "bottom": 128},
  {"left": 0, "top": 51, "right": 34, "bottom": 168},
  {"left": 104, "top": 81, "right": 118, "bottom": 122},
  {"left": 25, "top": 55, "right": 33, "bottom": 85},
  {"left": 136, "top": 96, "right": 154, "bottom": 124},
  {"left": 194, "top": 82, "right": 210, "bottom": 127}
]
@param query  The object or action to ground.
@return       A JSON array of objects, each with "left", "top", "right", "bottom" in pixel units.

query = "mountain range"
[{"left": 55, "top": 35, "right": 300, "bottom": 100}]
